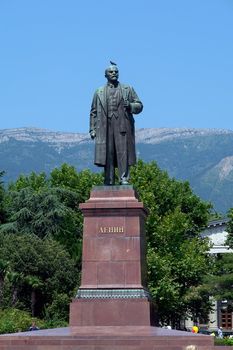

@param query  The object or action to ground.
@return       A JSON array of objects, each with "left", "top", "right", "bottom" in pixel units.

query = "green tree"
[
  {"left": 130, "top": 160, "right": 212, "bottom": 326},
  {"left": 50, "top": 163, "right": 103, "bottom": 202},
  {"left": 24, "top": 275, "right": 44, "bottom": 317},
  {"left": 0, "top": 171, "right": 7, "bottom": 224},
  {"left": 0, "top": 233, "right": 78, "bottom": 318},
  {"left": 0, "top": 258, "right": 9, "bottom": 303},
  {"left": 8, "top": 172, "right": 48, "bottom": 192},
  {"left": 2, "top": 181, "right": 81, "bottom": 260},
  {"left": 226, "top": 208, "right": 233, "bottom": 248},
  {"left": 3, "top": 166, "right": 103, "bottom": 261},
  {"left": 203, "top": 254, "right": 233, "bottom": 303},
  {"left": 5, "top": 270, "right": 24, "bottom": 307}
]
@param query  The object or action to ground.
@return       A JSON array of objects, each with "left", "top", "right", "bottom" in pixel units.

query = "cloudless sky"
[{"left": 0, "top": 0, "right": 232, "bottom": 133}]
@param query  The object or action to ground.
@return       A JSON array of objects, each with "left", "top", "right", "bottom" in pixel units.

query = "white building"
[{"left": 202, "top": 218, "right": 232, "bottom": 255}]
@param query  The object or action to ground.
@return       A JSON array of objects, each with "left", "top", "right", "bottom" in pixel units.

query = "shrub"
[
  {"left": 0, "top": 308, "right": 45, "bottom": 334},
  {"left": 215, "top": 337, "right": 233, "bottom": 346}
]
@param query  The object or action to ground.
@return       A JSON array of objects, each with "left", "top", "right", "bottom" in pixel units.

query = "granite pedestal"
[{"left": 70, "top": 185, "right": 151, "bottom": 327}]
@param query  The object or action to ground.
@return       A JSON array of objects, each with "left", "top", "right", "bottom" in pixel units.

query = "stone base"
[
  {"left": 70, "top": 298, "right": 151, "bottom": 326},
  {"left": 0, "top": 326, "right": 216, "bottom": 350}
]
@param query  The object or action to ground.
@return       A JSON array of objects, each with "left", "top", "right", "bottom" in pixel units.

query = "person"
[
  {"left": 217, "top": 326, "right": 223, "bottom": 338},
  {"left": 29, "top": 321, "right": 39, "bottom": 331},
  {"left": 90, "top": 62, "right": 143, "bottom": 185}
]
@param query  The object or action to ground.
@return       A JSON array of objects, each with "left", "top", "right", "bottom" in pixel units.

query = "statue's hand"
[
  {"left": 90, "top": 131, "right": 96, "bottom": 139},
  {"left": 124, "top": 100, "right": 131, "bottom": 111}
]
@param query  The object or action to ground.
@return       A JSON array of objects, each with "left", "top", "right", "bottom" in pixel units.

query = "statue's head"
[{"left": 105, "top": 62, "right": 119, "bottom": 83}]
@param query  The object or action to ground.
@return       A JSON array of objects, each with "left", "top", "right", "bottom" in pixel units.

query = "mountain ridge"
[
  {"left": 1, "top": 127, "right": 233, "bottom": 213},
  {"left": 0, "top": 126, "right": 232, "bottom": 147}
]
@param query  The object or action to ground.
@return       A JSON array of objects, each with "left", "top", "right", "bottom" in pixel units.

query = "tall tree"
[
  {"left": 0, "top": 233, "right": 78, "bottom": 318},
  {"left": 226, "top": 208, "right": 233, "bottom": 248},
  {"left": 2, "top": 173, "right": 83, "bottom": 260},
  {"left": 0, "top": 258, "right": 9, "bottom": 304},
  {"left": 203, "top": 253, "right": 233, "bottom": 302},
  {"left": 0, "top": 171, "right": 6, "bottom": 224},
  {"left": 50, "top": 163, "right": 103, "bottom": 202},
  {"left": 130, "top": 160, "right": 212, "bottom": 326},
  {"left": 4, "top": 165, "right": 103, "bottom": 260}
]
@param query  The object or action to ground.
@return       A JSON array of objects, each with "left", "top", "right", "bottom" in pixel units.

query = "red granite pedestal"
[
  {"left": 0, "top": 186, "right": 215, "bottom": 349},
  {"left": 70, "top": 185, "right": 151, "bottom": 327}
]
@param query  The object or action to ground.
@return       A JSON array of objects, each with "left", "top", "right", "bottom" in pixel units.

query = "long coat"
[{"left": 90, "top": 83, "right": 143, "bottom": 167}]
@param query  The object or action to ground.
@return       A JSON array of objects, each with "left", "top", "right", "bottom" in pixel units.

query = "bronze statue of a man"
[{"left": 90, "top": 63, "right": 143, "bottom": 185}]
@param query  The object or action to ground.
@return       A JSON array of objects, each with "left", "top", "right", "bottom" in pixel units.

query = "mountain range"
[{"left": 1, "top": 127, "right": 233, "bottom": 213}]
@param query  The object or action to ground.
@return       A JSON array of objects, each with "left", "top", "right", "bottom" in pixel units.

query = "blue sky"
[{"left": 0, "top": 0, "right": 232, "bottom": 133}]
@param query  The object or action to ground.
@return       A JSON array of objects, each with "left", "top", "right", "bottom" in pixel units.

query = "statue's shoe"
[{"left": 120, "top": 179, "right": 129, "bottom": 185}]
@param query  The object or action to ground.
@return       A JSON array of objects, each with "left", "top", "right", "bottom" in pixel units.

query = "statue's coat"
[{"left": 90, "top": 83, "right": 143, "bottom": 167}]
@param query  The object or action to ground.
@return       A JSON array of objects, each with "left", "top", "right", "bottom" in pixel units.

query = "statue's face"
[{"left": 105, "top": 66, "right": 119, "bottom": 83}]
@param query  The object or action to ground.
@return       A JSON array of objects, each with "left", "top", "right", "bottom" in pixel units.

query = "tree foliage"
[
  {"left": 0, "top": 171, "right": 7, "bottom": 224},
  {"left": 2, "top": 186, "right": 81, "bottom": 258},
  {"left": 0, "top": 233, "right": 78, "bottom": 319},
  {"left": 1, "top": 165, "right": 102, "bottom": 260},
  {"left": 203, "top": 253, "right": 233, "bottom": 302},
  {"left": 130, "top": 160, "right": 212, "bottom": 326},
  {"left": 226, "top": 208, "right": 233, "bottom": 248}
]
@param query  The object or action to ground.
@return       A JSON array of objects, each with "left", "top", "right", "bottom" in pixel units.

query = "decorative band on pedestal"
[{"left": 76, "top": 288, "right": 151, "bottom": 300}]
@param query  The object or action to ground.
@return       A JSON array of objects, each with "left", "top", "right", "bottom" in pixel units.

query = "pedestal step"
[{"left": 0, "top": 326, "right": 216, "bottom": 350}]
